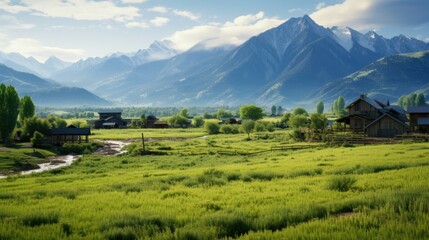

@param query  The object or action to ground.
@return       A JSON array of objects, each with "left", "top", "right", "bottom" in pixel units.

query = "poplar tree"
[
  {"left": 0, "top": 84, "right": 20, "bottom": 143},
  {"left": 19, "top": 95, "right": 35, "bottom": 123}
]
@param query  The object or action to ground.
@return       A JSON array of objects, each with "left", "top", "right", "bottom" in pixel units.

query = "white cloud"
[
  {"left": 150, "top": 17, "right": 169, "bottom": 27},
  {"left": 1, "top": 0, "right": 141, "bottom": 22},
  {"left": 173, "top": 10, "right": 199, "bottom": 21},
  {"left": 167, "top": 12, "right": 285, "bottom": 51},
  {"left": 288, "top": 8, "right": 303, "bottom": 13},
  {"left": 311, "top": 0, "right": 429, "bottom": 30},
  {"left": 121, "top": 0, "right": 147, "bottom": 3},
  {"left": 315, "top": 2, "right": 326, "bottom": 10},
  {"left": 2, "top": 38, "right": 85, "bottom": 62},
  {"left": 0, "top": 15, "right": 35, "bottom": 29},
  {"left": 147, "top": 6, "right": 168, "bottom": 14},
  {"left": 126, "top": 21, "right": 149, "bottom": 29},
  {"left": 0, "top": 1, "right": 29, "bottom": 14}
]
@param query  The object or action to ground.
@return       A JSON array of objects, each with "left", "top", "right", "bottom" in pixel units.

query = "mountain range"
[
  {"left": 1, "top": 15, "right": 429, "bottom": 108},
  {"left": 0, "top": 64, "right": 110, "bottom": 107}
]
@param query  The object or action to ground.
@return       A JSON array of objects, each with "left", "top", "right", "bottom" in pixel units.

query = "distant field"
[
  {"left": 91, "top": 128, "right": 207, "bottom": 140},
  {"left": 0, "top": 128, "right": 428, "bottom": 239}
]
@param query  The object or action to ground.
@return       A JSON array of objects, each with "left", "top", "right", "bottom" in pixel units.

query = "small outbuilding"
[
  {"left": 408, "top": 106, "right": 429, "bottom": 133},
  {"left": 50, "top": 126, "right": 91, "bottom": 146}
]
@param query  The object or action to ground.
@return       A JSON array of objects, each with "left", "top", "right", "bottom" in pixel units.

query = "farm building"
[
  {"left": 94, "top": 110, "right": 129, "bottom": 129},
  {"left": 336, "top": 95, "right": 408, "bottom": 137},
  {"left": 408, "top": 106, "right": 429, "bottom": 133},
  {"left": 50, "top": 125, "right": 91, "bottom": 146}
]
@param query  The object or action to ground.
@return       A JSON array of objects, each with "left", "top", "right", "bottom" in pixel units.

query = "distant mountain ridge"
[
  {"left": 313, "top": 50, "right": 429, "bottom": 104},
  {"left": 2, "top": 15, "right": 429, "bottom": 108},
  {"left": 0, "top": 64, "right": 110, "bottom": 107},
  {"left": 92, "top": 15, "right": 428, "bottom": 107}
]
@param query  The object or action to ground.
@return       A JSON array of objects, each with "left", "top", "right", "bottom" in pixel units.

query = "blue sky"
[{"left": 0, "top": 0, "right": 428, "bottom": 62}]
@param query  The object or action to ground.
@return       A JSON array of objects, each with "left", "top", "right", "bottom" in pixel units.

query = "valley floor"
[{"left": 0, "top": 129, "right": 428, "bottom": 239}]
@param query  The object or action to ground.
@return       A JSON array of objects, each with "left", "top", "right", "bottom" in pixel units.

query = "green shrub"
[
  {"left": 30, "top": 131, "right": 46, "bottom": 148},
  {"left": 328, "top": 176, "right": 357, "bottom": 192},
  {"left": 204, "top": 122, "right": 220, "bottom": 134},
  {"left": 58, "top": 142, "right": 102, "bottom": 155},
  {"left": 254, "top": 121, "right": 266, "bottom": 132},
  {"left": 266, "top": 122, "right": 275, "bottom": 132},
  {"left": 220, "top": 125, "right": 233, "bottom": 134}
]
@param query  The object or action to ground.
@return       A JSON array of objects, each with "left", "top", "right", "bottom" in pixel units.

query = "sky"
[{"left": 0, "top": 0, "right": 428, "bottom": 63}]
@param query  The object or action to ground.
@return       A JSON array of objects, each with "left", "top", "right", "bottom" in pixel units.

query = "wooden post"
[{"left": 141, "top": 132, "right": 146, "bottom": 152}]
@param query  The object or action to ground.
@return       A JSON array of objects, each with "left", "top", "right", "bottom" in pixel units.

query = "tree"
[
  {"left": 309, "top": 113, "right": 328, "bottom": 131},
  {"left": 271, "top": 105, "right": 277, "bottom": 116},
  {"left": 21, "top": 116, "right": 51, "bottom": 141},
  {"left": 254, "top": 121, "right": 266, "bottom": 132},
  {"left": 292, "top": 107, "right": 308, "bottom": 116},
  {"left": 316, "top": 101, "right": 324, "bottom": 114},
  {"left": 332, "top": 96, "right": 346, "bottom": 117},
  {"left": 280, "top": 112, "right": 291, "bottom": 127},
  {"left": 193, "top": 117, "right": 205, "bottom": 128},
  {"left": 240, "top": 104, "right": 264, "bottom": 120},
  {"left": 415, "top": 93, "right": 426, "bottom": 106},
  {"left": 0, "top": 84, "right": 20, "bottom": 143},
  {"left": 19, "top": 96, "right": 35, "bottom": 123},
  {"left": 277, "top": 106, "right": 283, "bottom": 116},
  {"left": 31, "top": 131, "right": 45, "bottom": 148},
  {"left": 217, "top": 108, "right": 232, "bottom": 119},
  {"left": 175, "top": 115, "right": 189, "bottom": 128},
  {"left": 140, "top": 113, "right": 147, "bottom": 127},
  {"left": 241, "top": 120, "right": 255, "bottom": 139},
  {"left": 47, "top": 115, "right": 67, "bottom": 128},
  {"left": 204, "top": 122, "right": 220, "bottom": 134},
  {"left": 288, "top": 115, "right": 308, "bottom": 129},
  {"left": 178, "top": 109, "right": 189, "bottom": 118}
]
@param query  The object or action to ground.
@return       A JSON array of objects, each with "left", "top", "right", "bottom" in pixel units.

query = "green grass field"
[
  {"left": 0, "top": 146, "right": 55, "bottom": 173},
  {"left": 0, "top": 128, "right": 428, "bottom": 239}
]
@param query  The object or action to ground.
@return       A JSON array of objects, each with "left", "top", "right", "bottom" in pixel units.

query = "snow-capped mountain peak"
[{"left": 331, "top": 26, "right": 353, "bottom": 52}]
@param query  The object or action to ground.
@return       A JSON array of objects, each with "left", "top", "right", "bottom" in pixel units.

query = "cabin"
[
  {"left": 336, "top": 95, "right": 408, "bottom": 137},
  {"left": 153, "top": 121, "right": 169, "bottom": 128},
  {"left": 50, "top": 125, "right": 91, "bottom": 146},
  {"left": 94, "top": 110, "right": 128, "bottom": 129},
  {"left": 408, "top": 106, "right": 429, "bottom": 133},
  {"left": 145, "top": 115, "right": 159, "bottom": 128}
]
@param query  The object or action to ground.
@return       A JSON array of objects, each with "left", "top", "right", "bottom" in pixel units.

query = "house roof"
[
  {"left": 364, "top": 113, "right": 408, "bottom": 130},
  {"left": 346, "top": 95, "right": 383, "bottom": 110},
  {"left": 417, "top": 118, "right": 429, "bottom": 125},
  {"left": 98, "top": 110, "right": 122, "bottom": 114},
  {"left": 102, "top": 122, "right": 117, "bottom": 127},
  {"left": 386, "top": 105, "right": 407, "bottom": 115},
  {"left": 408, "top": 106, "right": 429, "bottom": 114},
  {"left": 51, "top": 128, "right": 91, "bottom": 135}
]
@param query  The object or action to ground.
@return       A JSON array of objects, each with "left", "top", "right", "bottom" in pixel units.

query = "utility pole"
[{"left": 141, "top": 132, "right": 146, "bottom": 153}]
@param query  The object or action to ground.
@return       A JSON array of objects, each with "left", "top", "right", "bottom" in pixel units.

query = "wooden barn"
[
  {"left": 408, "top": 106, "right": 429, "bottom": 133},
  {"left": 336, "top": 95, "right": 408, "bottom": 138},
  {"left": 94, "top": 110, "right": 128, "bottom": 129},
  {"left": 50, "top": 126, "right": 91, "bottom": 146}
]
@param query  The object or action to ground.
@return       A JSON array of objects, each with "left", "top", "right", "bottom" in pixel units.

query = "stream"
[{"left": 0, "top": 140, "right": 131, "bottom": 179}]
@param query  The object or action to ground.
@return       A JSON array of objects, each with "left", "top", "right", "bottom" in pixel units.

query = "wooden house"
[
  {"left": 94, "top": 110, "right": 128, "bottom": 129},
  {"left": 50, "top": 125, "right": 91, "bottom": 146},
  {"left": 408, "top": 106, "right": 429, "bottom": 133},
  {"left": 336, "top": 95, "right": 408, "bottom": 137}
]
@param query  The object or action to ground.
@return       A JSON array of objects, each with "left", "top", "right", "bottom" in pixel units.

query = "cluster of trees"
[
  {"left": 0, "top": 84, "right": 70, "bottom": 145},
  {"left": 61, "top": 112, "right": 95, "bottom": 119},
  {"left": 270, "top": 105, "right": 284, "bottom": 116},
  {"left": 280, "top": 107, "right": 328, "bottom": 141},
  {"left": 204, "top": 120, "right": 274, "bottom": 139},
  {"left": 332, "top": 96, "right": 346, "bottom": 117},
  {"left": 397, "top": 93, "right": 426, "bottom": 110}
]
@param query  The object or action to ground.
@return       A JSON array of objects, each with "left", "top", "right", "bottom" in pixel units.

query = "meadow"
[{"left": 0, "top": 128, "right": 428, "bottom": 239}]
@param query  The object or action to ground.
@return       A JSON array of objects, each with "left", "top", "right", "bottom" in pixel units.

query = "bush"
[
  {"left": 193, "top": 117, "right": 205, "bottom": 128},
  {"left": 328, "top": 176, "right": 357, "bottom": 192},
  {"left": 31, "top": 131, "right": 46, "bottom": 148},
  {"left": 254, "top": 121, "right": 266, "bottom": 132},
  {"left": 58, "top": 142, "right": 102, "bottom": 155},
  {"left": 220, "top": 125, "right": 233, "bottom": 134},
  {"left": 204, "top": 122, "right": 220, "bottom": 134},
  {"left": 266, "top": 123, "right": 275, "bottom": 132}
]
